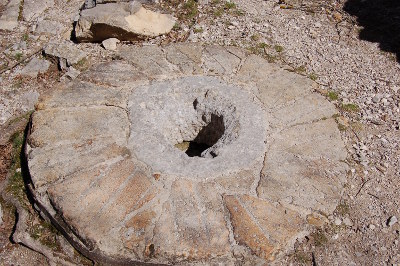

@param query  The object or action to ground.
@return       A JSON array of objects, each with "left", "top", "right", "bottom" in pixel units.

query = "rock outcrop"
[{"left": 75, "top": 2, "right": 176, "bottom": 42}]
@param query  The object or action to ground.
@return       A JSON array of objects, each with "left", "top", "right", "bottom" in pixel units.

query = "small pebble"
[
  {"left": 368, "top": 224, "right": 375, "bottom": 230},
  {"left": 343, "top": 217, "right": 353, "bottom": 226},
  {"left": 387, "top": 216, "right": 398, "bottom": 227},
  {"left": 334, "top": 218, "right": 342, "bottom": 226}
]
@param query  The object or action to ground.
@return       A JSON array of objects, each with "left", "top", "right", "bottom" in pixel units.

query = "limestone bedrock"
[{"left": 25, "top": 43, "right": 348, "bottom": 265}]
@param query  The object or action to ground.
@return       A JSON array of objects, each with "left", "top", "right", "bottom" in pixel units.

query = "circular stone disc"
[{"left": 26, "top": 44, "right": 348, "bottom": 265}]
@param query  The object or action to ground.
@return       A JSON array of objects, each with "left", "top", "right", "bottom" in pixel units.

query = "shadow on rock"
[{"left": 344, "top": 0, "right": 400, "bottom": 61}]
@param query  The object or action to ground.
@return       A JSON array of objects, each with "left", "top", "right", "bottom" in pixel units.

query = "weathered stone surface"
[
  {"left": 26, "top": 43, "right": 348, "bottom": 265},
  {"left": 28, "top": 106, "right": 129, "bottom": 148},
  {"left": 77, "top": 60, "right": 145, "bottom": 87},
  {"left": 38, "top": 80, "right": 129, "bottom": 109},
  {"left": 0, "top": 0, "right": 20, "bottom": 30},
  {"left": 22, "top": 0, "right": 54, "bottom": 22},
  {"left": 202, "top": 45, "right": 243, "bottom": 75},
  {"left": 35, "top": 20, "right": 66, "bottom": 36},
  {"left": 164, "top": 42, "right": 203, "bottom": 74},
  {"left": 153, "top": 180, "right": 231, "bottom": 263},
  {"left": 257, "top": 118, "right": 347, "bottom": 214},
  {"left": 19, "top": 57, "right": 51, "bottom": 78},
  {"left": 44, "top": 41, "right": 87, "bottom": 67},
  {"left": 119, "top": 45, "right": 178, "bottom": 76},
  {"left": 75, "top": 2, "right": 175, "bottom": 42}
]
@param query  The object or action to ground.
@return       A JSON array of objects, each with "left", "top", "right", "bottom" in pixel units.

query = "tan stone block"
[
  {"left": 153, "top": 180, "right": 231, "bottom": 262},
  {"left": 29, "top": 106, "right": 129, "bottom": 148},
  {"left": 223, "top": 195, "right": 274, "bottom": 260},
  {"left": 215, "top": 169, "right": 255, "bottom": 194},
  {"left": 124, "top": 209, "right": 157, "bottom": 252},
  {"left": 202, "top": 45, "right": 241, "bottom": 75},
  {"left": 307, "top": 213, "right": 329, "bottom": 227},
  {"left": 239, "top": 195, "right": 304, "bottom": 247},
  {"left": 164, "top": 43, "right": 203, "bottom": 75},
  {"left": 28, "top": 143, "right": 130, "bottom": 188},
  {"left": 48, "top": 159, "right": 136, "bottom": 238}
]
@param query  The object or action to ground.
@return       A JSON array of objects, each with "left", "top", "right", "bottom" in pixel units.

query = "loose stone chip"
[{"left": 25, "top": 43, "right": 347, "bottom": 265}]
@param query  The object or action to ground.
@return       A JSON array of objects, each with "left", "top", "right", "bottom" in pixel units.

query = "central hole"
[{"left": 175, "top": 113, "right": 225, "bottom": 157}]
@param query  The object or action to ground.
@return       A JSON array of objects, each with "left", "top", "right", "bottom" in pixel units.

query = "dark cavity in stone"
[{"left": 176, "top": 114, "right": 225, "bottom": 158}]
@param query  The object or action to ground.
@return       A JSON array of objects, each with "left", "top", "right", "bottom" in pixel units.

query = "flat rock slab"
[
  {"left": 0, "top": 0, "right": 21, "bottom": 30},
  {"left": 75, "top": 2, "right": 176, "bottom": 42},
  {"left": 26, "top": 43, "right": 348, "bottom": 265}
]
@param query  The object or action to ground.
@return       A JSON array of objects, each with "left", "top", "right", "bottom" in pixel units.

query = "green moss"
[
  {"left": 224, "top": 2, "right": 236, "bottom": 9},
  {"left": 30, "top": 220, "right": 60, "bottom": 250},
  {"left": 14, "top": 52, "right": 23, "bottom": 61},
  {"left": 328, "top": 91, "right": 339, "bottom": 101},
  {"left": 294, "top": 65, "right": 306, "bottom": 73},
  {"left": 341, "top": 103, "right": 359, "bottom": 112},
  {"left": 274, "top": 45, "right": 284, "bottom": 53},
  {"left": 309, "top": 72, "right": 318, "bottom": 81},
  {"left": 193, "top": 27, "right": 203, "bottom": 33},
  {"left": 6, "top": 131, "right": 28, "bottom": 207}
]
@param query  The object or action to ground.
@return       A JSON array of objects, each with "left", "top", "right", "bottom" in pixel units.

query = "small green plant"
[
  {"left": 311, "top": 230, "right": 328, "bottom": 247},
  {"left": 336, "top": 201, "right": 350, "bottom": 216},
  {"left": 328, "top": 91, "right": 339, "bottom": 101},
  {"left": 251, "top": 34, "right": 260, "bottom": 42},
  {"left": 14, "top": 52, "right": 23, "bottom": 61},
  {"left": 193, "top": 27, "right": 203, "bottom": 33},
  {"left": 337, "top": 123, "right": 347, "bottom": 131},
  {"left": 30, "top": 220, "right": 60, "bottom": 249},
  {"left": 341, "top": 103, "right": 359, "bottom": 112},
  {"left": 183, "top": 0, "right": 198, "bottom": 19},
  {"left": 6, "top": 131, "right": 27, "bottom": 206},
  {"left": 294, "top": 65, "right": 306, "bottom": 73},
  {"left": 22, "top": 33, "right": 29, "bottom": 42},
  {"left": 213, "top": 7, "right": 224, "bottom": 17},
  {"left": 274, "top": 45, "right": 284, "bottom": 53},
  {"left": 294, "top": 251, "right": 311, "bottom": 264},
  {"left": 224, "top": 1, "right": 236, "bottom": 9},
  {"left": 74, "top": 57, "right": 89, "bottom": 71},
  {"left": 173, "top": 22, "right": 181, "bottom": 30},
  {"left": 264, "top": 53, "right": 277, "bottom": 63},
  {"left": 309, "top": 72, "right": 318, "bottom": 81}
]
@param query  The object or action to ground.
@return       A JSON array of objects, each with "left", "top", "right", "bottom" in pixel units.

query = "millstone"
[{"left": 26, "top": 43, "right": 348, "bottom": 265}]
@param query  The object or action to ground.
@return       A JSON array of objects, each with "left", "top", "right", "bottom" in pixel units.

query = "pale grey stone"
[
  {"left": 60, "top": 67, "right": 80, "bottom": 81},
  {"left": 19, "top": 57, "right": 51, "bottom": 78},
  {"left": 127, "top": 76, "right": 267, "bottom": 179},
  {"left": 22, "top": 0, "right": 54, "bottom": 22},
  {"left": 44, "top": 41, "right": 87, "bottom": 66},
  {"left": 101, "top": 38, "right": 120, "bottom": 51},
  {"left": 35, "top": 20, "right": 66, "bottom": 36},
  {"left": 388, "top": 216, "right": 398, "bottom": 227},
  {"left": 0, "top": 0, "right": 20, "bottom": 30}
]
